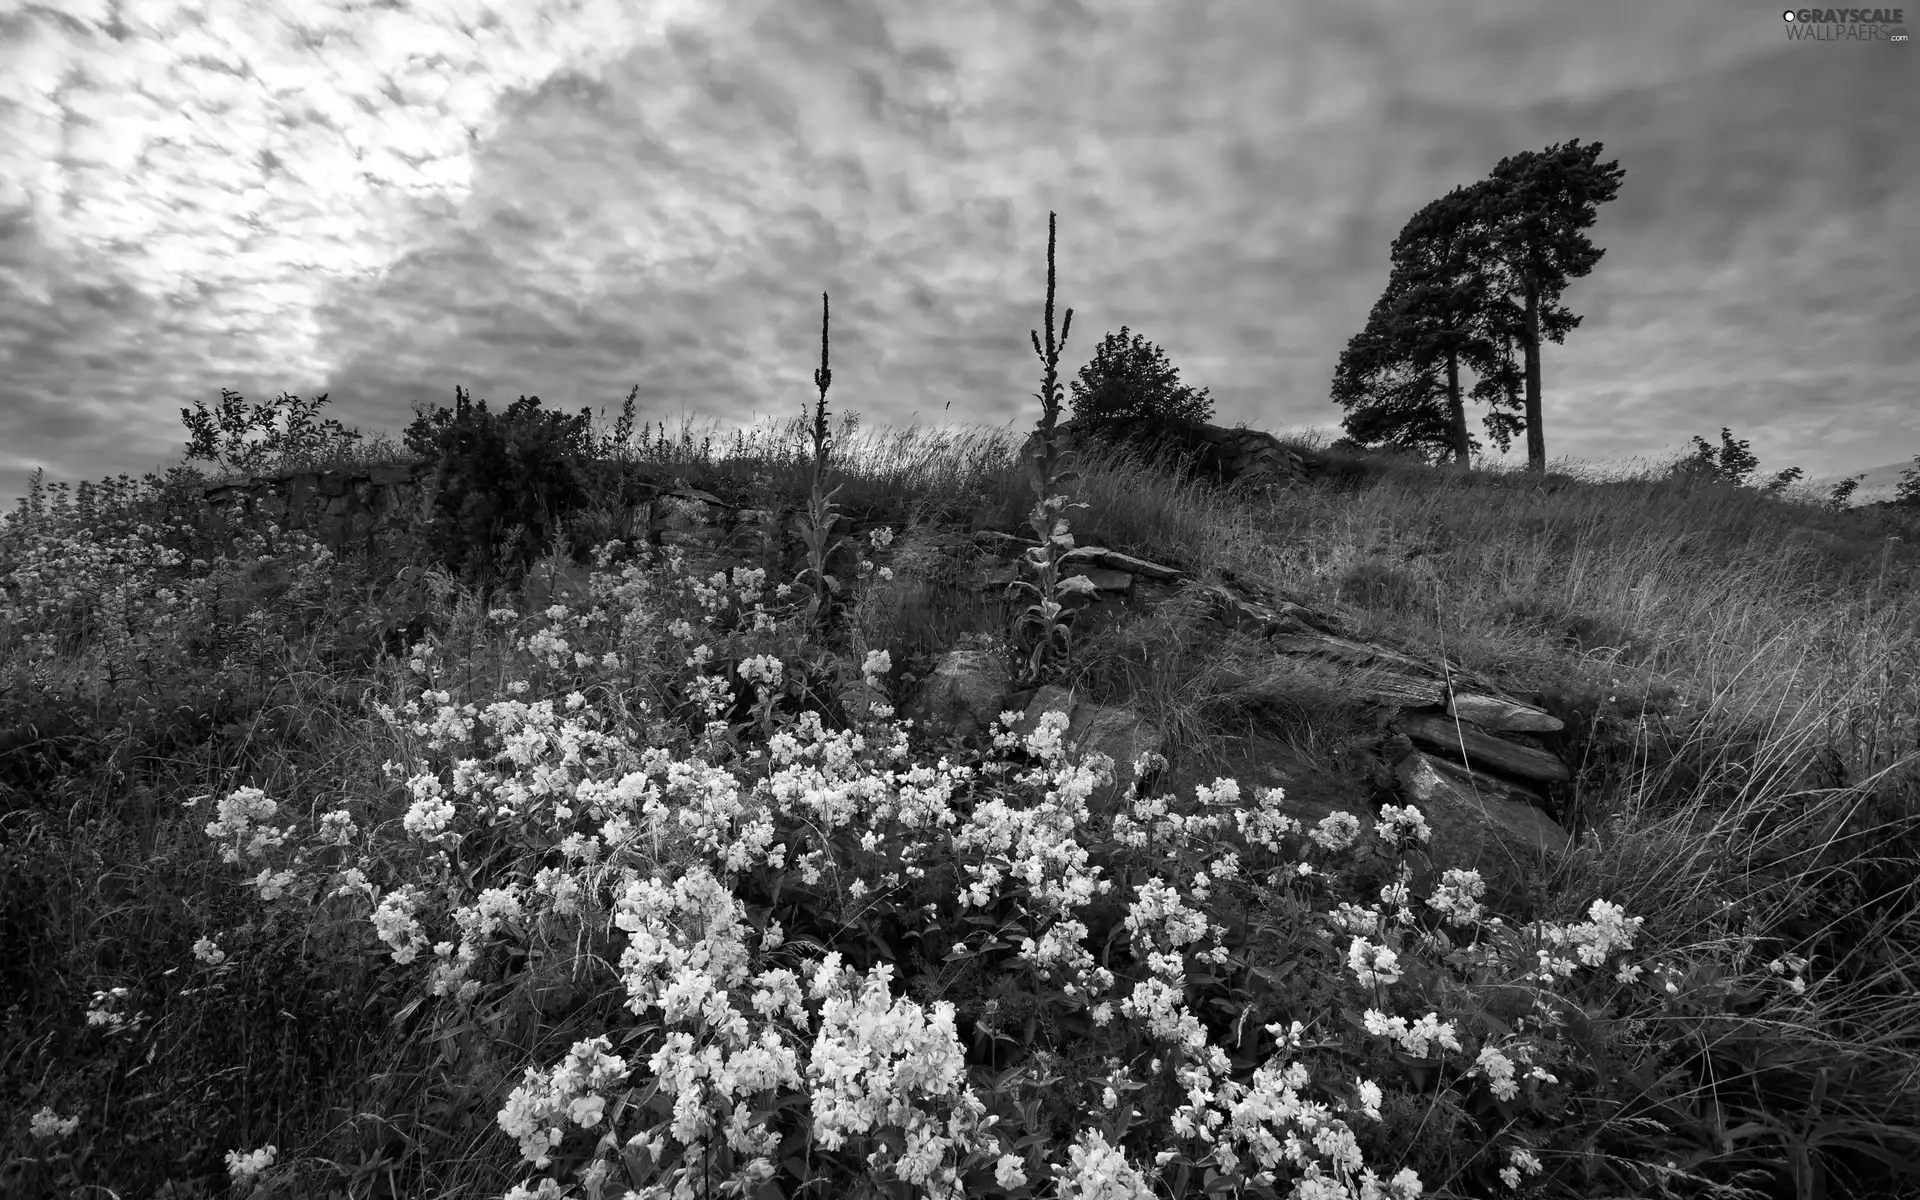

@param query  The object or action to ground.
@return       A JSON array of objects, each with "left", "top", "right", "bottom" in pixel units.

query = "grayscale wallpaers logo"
[{"left": 1783, "top": 8, "right": 1909, "bottom": 40}]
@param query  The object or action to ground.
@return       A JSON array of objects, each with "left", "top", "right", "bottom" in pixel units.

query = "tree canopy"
[
  {"left": 1332, "top": 139, "right": 1624, "bottom": 473},
  {"left": 1067, "top": 325, "right": 1215, "bottom": 457}
]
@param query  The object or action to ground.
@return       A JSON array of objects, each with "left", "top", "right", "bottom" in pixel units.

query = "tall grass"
[{"left": 1, "top": 212, "right": 1918, "bottom": 1200}]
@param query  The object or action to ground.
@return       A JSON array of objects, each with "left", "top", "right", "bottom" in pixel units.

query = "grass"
[{"left": 2, "top": 212, "right": 1919, "bottom": 1200}]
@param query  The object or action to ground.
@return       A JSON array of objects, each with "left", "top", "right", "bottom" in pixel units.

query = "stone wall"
[
  {"left": 186, "top": 457, "right": 805, "bottom": 576},
  {"left": 192, "top": 461, "right": 443, "bottom": 567}
]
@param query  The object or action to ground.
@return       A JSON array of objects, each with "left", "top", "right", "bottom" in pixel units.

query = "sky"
[{"left": 1, "top": 0, "right": 1916, "bottom": 518}]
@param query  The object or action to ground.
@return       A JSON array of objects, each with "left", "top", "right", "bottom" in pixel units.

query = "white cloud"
[{"left": 0, "top": 0, "right": 1913, "bottom": 510}]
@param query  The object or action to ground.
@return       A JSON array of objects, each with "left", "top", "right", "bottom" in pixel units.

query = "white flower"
[
  {"left": 1347, "top": 937, "right": 1403, "bottom": 988},
  {"left": 1056, "top": 1129, "right": 1154, "bottom": 1200},
  {"left": 29, "top": 1107, "right": 79, "bottom": 1142},
  {"left": 995, "top": 1154, "right": 1028, "bottom": 1189},
  {"left": 226, "top": 1143, "right": 277, "bottom": 1184}
]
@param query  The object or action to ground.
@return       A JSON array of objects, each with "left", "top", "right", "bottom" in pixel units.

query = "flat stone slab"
[
  {"left": 1057, "top": 546, "right": 1185, "bottom": 581},
  {"left": 1265, "top": 632, "right": 1430, "bottom": 678},
  {"left": 1396, "top": 712, "right": 1571, "bottom": 785},
  {"left": 1395, "top": 750, "right": 1574, "bottom": 886},
  {"left": 1449, "top": 691, "right": 1565, "bottom": 733},
  {"left": 1062, "top": 565, "right": 1134, "bottom": 592}
]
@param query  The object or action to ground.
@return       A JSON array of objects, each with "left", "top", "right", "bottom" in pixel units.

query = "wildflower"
[
  {"left": 1347, "top": 937, "right": 1403, "bottom": 988},
  {"left": 1055, "top": 1128, "right": 1154, "bottom": 1200},
  {"left": 203, "top": 786, "right": 291, "bottom": 864},
  {"left": 1309, "top": 811, "right": 1361, "bottom": 853},
  {"left": 806, "top": 961, "right": 983, "bottom": 1173},
  {"left": 1425, "top": 869, "right": 1487, "bottom": 928},
  {"left": 995, "top": 1154, "right": 1029, "bottom": 1189},
  {"left": 1373, "top": 804, "right": 1431, "bottom": 849},
  {"left": 315, "top": 808, "right": 358, "bottom": 845},
  {"left": 226, "top": 1143, "right": 277, "bottom": 1186},
  {"left": 29, "top": 1107, "right": 79, "bottom": 1142},
  {"left": 1500, "top": 1147, "right": 1544, "bottom": 1189}
]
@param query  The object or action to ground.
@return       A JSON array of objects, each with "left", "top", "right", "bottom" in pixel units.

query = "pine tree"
[
  {"left": 1331, "top": 182, "right": 1536, "bottom": 468},
  {"left": 1470, "top": 138, "right": 1626, "bottom": 474},
  {"left": 1330, "top": 142, "right": 1621, "bottom": 475}
]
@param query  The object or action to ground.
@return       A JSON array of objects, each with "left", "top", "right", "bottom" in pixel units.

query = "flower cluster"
[{"left": 169, "top": 501, "right": 1797, "bottom": 1200}]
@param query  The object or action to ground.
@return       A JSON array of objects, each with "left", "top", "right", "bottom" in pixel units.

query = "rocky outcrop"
[
  {"left": 892, "top": 597, "right": 1583, "bottom": 896},
  {"left": 485, "top": 431, "right": 1640, "bottom": 908},
  {"left": 1018, "top": 418, "right": 1313, "bottom": 499}
]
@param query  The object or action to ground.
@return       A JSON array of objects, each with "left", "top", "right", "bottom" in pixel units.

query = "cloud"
[{"left": 1, "top": 0, "right": 1914, "bottom": 518}]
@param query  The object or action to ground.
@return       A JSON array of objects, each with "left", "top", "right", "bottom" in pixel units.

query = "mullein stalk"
[
  {"left": 1008, "top": 211, "right": 1098, "bottom": 689},
  {"left": 792, "top": 293, "right": 852, "bottom": 641}
]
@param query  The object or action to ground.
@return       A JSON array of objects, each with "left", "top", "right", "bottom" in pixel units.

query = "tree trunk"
[
  {"left": 1445, "top": 348, "right": 1470, "bottom": 469},
  {"left": 1523, "top": 278, "right": 1545, "bottom": 475}
]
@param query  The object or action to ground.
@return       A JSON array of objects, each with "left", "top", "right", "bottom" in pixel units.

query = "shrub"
[
  {"left": 1066, "top": 326, "right": 1215, "bottom": 473},
  {"left": 1668, "top": 426, "right": 1810, "bottom": 499},
  {"left": 401, "top": 387, "right": 598, "bottom": 605},
  {"left": 1897, "top": 455, "right": 1920, "bottom": 506},
  {"left": 180, "top": 389, "right": 366, "bottom": 480}
]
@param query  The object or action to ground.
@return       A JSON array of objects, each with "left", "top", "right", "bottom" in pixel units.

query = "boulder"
[
  {"left": 907, "top": 647, "right": 1015, "bottom": 742},
  {"left": 1011, "top": 684, "right": 1168, "bottom": 817},
  {"left": 1394, "top": 752, "right": 1576, "bottom": 894}
]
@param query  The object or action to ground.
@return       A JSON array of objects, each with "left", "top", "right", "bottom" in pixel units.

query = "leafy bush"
[
  {"left": 401, "top": 387, "right": 598, "bottom": 604},
  {"left": 1667, "top": 428, "right": 1761, "bottom": 488},
  {"left": 1897, "top": 456, "right": 1920, "bottom": 506},
  {"left": 1066, "top": 327, "right": 1215, "bottom": 472},
  {"left": 180, "top": 389, "right": 366, "bottom": 480},
  {"left": 1669, "top": 426, "right": 1814, "bottom": 494}
]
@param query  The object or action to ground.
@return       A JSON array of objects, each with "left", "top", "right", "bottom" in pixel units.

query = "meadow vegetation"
[{"left": 3, "top": 213, "right": 1920, "bottom": 1200}]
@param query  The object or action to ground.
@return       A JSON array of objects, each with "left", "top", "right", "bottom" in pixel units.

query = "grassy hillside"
[{"left": 3, "top": 239, "right": 1919, "bottom": 1200}]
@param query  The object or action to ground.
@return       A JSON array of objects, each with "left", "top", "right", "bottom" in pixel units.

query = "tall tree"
[
  {"left": 1330, "top": 141, "right": 1622, "bottom": 475},
  {"left": 1470, "top": 138, "right": 1626, "bottom": 474},
  {"left": 1334, "top": 352, "right": 1460, "bottom": 466},
  {"left": 1331, "top": 182, "right": 1533, "bottom": 468}
]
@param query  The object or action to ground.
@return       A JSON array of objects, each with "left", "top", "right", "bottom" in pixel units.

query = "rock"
[
  {"left": 195, "top": 462, "right": 442, "bottom": 568},
  {"left": 1011, "top": 684, "right": 1168, "bottom": 818},
  {"left": 1447, "top": 692, "right": 1565, "bottom": 734},
  {"left": 1844, "top": 497, "right": 1920, "bottom": 518},
  {"left": 1782, "top": 525, "right": 1851, "bottom": 557},
  {"left": 1394, "top": 752, "right": 1575, "bottom": 895},
  {"left": 906, "top": 648, "right": 1014, "bottom": 742},
  {"left": 888, "top": 629, "right": 1583, "bottom": 903},
  {"left": 1393, "top": 713, "right": 1571, "bottom": 786}
]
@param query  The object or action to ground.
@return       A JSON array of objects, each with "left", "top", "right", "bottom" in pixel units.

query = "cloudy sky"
[{"left": 2, "top": 0, "right": 1915, "bottom": 518}]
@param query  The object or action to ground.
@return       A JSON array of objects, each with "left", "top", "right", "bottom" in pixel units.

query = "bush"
[
  {"left": 1066, "top": 326, "right": 1214, "bottom": 470},
  {"left": 401, "top": 387, "right": 598, "bottom": 605},
  {"left": 180, "top": 389, "right": 366, "bottom": 480}
]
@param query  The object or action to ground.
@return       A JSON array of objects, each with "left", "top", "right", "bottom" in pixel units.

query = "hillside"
[{"left": 3, "top": 311, "right": 1918, "bottom": 1198}]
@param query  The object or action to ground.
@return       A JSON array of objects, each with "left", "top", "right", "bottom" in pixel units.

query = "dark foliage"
[
  {"left": 1332, "top": 139, "right": 1625, "bottom": 474},
  {"left": 1331, "top": 182, "right": 1535, "bottom": 468},
  {"left": 1066, "top": 326, "right": 1215, "bottom": 470},
  {"left": 401, "top": 387, "right": 598, "bottom": 605}
]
